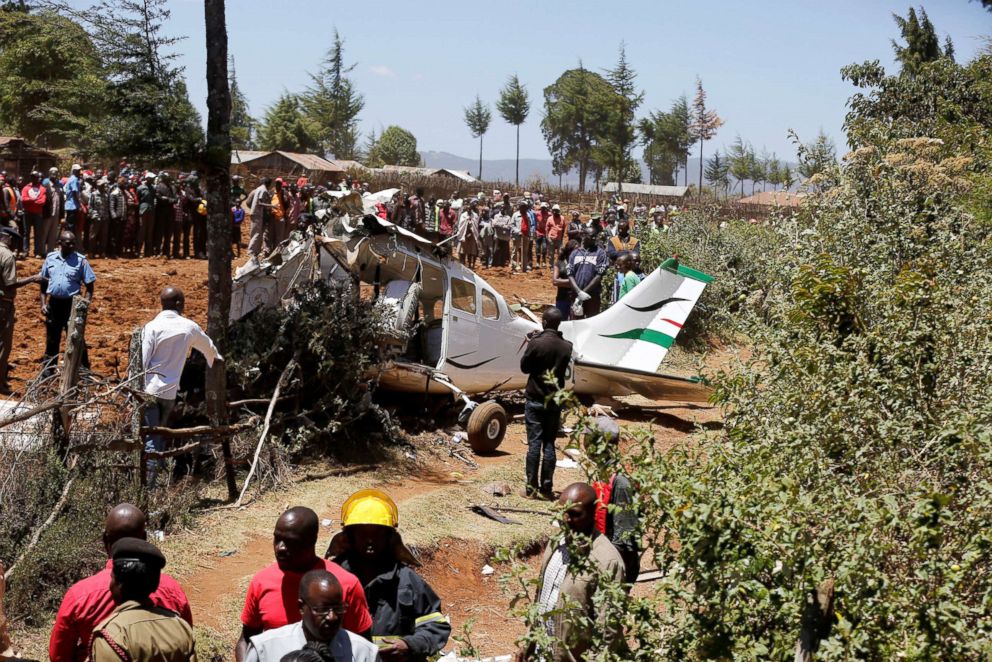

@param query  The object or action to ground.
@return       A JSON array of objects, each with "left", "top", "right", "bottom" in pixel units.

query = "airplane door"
[{"left": 443, "top": 276, "right": 481, "bottom": 369}]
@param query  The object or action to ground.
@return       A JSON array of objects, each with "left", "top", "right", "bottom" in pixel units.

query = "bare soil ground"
[
  {"left": 5, "top": 252, "right": 731, "bottom": 659},
  {"left": 4, "top": 255, "right": 557, "bottom": 392}
]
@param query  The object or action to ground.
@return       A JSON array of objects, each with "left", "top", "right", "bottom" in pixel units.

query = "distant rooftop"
[{"left": 603, "top": 182, "right": 689, "bottom": 197}]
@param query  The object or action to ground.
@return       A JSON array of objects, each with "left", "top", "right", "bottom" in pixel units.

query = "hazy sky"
[{"left": 140, "top": 1, "right": 989, "bottom": 161}]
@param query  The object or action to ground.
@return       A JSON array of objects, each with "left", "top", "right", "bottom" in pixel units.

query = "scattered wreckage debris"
[{"left": 470, "top": 504, "right": 520, "bottom": 525}]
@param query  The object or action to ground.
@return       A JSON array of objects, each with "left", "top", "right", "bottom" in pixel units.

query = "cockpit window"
[
  {"left": 451, "top": 278, "right": 477, "bottom": 314},
  {"left": 481, "top": 290, "right": 500, "bottom": 320}
]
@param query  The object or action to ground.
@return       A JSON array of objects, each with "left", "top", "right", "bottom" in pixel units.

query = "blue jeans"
[
  {"left": 144, "top": 397, "right": 176, "bottom": 487},
  {"left": 525, "top": 399, "right": 560, "bottom": 495}
]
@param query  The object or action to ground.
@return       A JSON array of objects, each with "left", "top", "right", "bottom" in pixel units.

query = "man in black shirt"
[{"left": 519, "top": 308, "right": 573, "bottom": 499}]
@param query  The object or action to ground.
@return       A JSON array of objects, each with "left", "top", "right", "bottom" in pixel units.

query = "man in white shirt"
[
  {"left": 141, "top": 285, "right": 222, "bottom": 486},
  {"left": 245, "top": 570, "right": 380, "bottom": 662}
]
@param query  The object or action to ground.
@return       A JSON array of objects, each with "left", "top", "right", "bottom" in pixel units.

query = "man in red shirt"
[
  {"left": 236, "top": 506, "right": 373, "bottom": 662},
  {"left": 48, "top": 503, "right": 192, "bottom": 662},
  {"left": 21, "top": 171, "right": 47, "bottom": 258}
]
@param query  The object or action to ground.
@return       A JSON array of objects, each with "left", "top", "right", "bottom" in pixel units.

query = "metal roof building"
[
  {"left": 603, "top": 182, "right": 689, "bottom": 198},
  {"left": 230, "top": 150, "right": 345, "bottom": 184}
]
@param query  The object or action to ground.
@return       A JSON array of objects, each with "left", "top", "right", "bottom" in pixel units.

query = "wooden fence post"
[
  {"left": 127, "top": 327, "right": 145, "bottom": 487},
  {"left": 53, "top": 295, "right": 89, "bottom": 457},
  {"left": 794, "top": 578, "right": 835, "bottom": 662}
]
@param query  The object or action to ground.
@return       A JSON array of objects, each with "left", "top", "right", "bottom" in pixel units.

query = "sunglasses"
[{"left": 304, "top": 602, "right": 348, "bottom": 618}]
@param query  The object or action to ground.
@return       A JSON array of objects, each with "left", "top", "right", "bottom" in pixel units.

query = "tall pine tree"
[
  {"left": 496, "top": 74, "right": 530, "bottom": 186},
  {"left": 64, "top": 0, "right": 203, "bottom": 164},
  {"left": 302, "top": 29, "right": 364, "bottom": 159},
  {"left": 690, "top": 76, "right": 723, "bottom": 197},
  {"left": 600, "top": 43, "right": 643, "bottom": 186},
  {"left": 257, "top": 93, "right": 318, "bottom": 152},
  {"left": 463, "top": 95, "right": 492, "bottom": 180},
  {"left": 229, "top": 55, "right": 256, "bottom": 150}
]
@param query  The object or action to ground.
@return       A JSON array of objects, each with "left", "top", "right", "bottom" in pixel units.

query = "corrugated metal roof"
[
  {"left": 380, "top": 165, "right": 479, "bottom": 182},
  {"left": 437, "top": 168, "right": 478, "bottom": 183},
  {"left": 276, "top": 152, "right": 344, "bottom": 172},
  {"left": 331, "top": 160, "right": 370, "bottom": 171},
  {"left": 603, "top": 182, "right": 689, "bottom": 197},
  {"left": 738, "top": 191, "right": 804, "bottom": 207},
  {"left": 231, "top": 150, "right": 270, "bottom": 164}
]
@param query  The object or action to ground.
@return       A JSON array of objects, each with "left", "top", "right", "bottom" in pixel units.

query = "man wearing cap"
[
  {"left": 88, "top": 538, "right": 196, "bottom": 662},
  {"left": 490, "top": 198, "right": 514, "bottom": 268},
  {"left": 511, "top": 202, "right": 531, "bottom": 272},
  {"left": 39, "top": 231, "right": 95, "bottom": 372},
  {"left": 326, "top": 490, "right": 450, "bottom": 661},
  {"left": 64, "top": 165, "right": 82, "bottom": 235},
  {"left": 237, "top": 507, "right": 373, "bottom": 662},
  {"left": 50, "top": 504, "right": 192, "bottom": 662},
  {"left": 243, "top": 570, "right": 379, "bottom": 662},
  {"left": 0, "top": 227, "right": 40, "bottom": 395},
  {"left": 42, "top": 168, "right": 64, "bottom": 255}
]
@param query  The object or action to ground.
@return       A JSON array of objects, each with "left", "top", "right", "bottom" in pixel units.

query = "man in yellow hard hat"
[{"left": 325, "top": 489, "right": 450, "bottom": 662}]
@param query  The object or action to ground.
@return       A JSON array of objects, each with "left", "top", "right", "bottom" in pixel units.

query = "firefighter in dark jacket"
[
  {"left": 519, "top": 307, "right": 574, "bottom": 498},
  {"left": 326, "top": 489, "right": 450, "bottom": 661}
]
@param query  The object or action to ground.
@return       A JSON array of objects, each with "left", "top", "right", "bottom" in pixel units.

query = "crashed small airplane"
[{"left": 231, "top": 190, "right": 712, "bottom": 452}]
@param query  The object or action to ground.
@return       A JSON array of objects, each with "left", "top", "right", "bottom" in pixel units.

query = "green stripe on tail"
[{"left": 600, "top": 328, "right": 676, "bottom": 348}]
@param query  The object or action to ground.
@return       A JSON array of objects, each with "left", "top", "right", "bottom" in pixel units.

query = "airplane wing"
[
  {"left": 572, "top": 360, "right": 712, "bottom": 403},
  {"left": 561, "top": 257, "right": 713, "bottom": 374}
]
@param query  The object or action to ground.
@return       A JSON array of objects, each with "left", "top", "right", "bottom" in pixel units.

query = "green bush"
[
  {"left": 226, "top": 279, "right": 398, "bottom": 455},
  {"left": 644, "top": 139, "right": 992, "bottom": 658}
]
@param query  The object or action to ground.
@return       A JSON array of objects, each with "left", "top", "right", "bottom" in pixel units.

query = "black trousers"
[
  {"left": 44, "top": 296, "right": 89, "bottom": 369},
  {"left": 525, "top": 398, "right": 560, "bottom": 495}
]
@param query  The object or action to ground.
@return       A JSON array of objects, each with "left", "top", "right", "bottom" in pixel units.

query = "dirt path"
[
  {"left": 151, "top": 395, "right": 721, "bottom": 659},
  {"left": 4, "top": 256, "right": 558, "bottom": 391}
]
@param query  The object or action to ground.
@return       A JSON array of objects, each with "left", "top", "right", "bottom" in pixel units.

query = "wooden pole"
[
  {"left": 203, "top": 0, "right": 237, "bottom": 500},
  {"left": 127, "top": 327, "right": 145, "bottom": 486},
  {"left": 53, "top": 295, "right": 88, "bottom": 458}
]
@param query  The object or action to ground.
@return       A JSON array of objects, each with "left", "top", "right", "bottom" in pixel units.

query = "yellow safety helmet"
[{"left": 341, "top": 489, "right": 399, "bottom": 528}]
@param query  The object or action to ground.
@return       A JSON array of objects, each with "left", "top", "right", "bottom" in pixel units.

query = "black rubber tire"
[{"left": 467, "top": 401, "right": 507, "bottom": 454}]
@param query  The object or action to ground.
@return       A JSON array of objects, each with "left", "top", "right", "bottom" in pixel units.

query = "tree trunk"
[
  {"left": 478, "top": 135, "right": 483, "bottom": 181},
  {"left": 515, "top": 124, "right": 520, "bottom": 186},
  {"left": 579, "top": 159, "right": 587, "bottom": 193},
  {"left": 698, "top": 137, "right": 704, "bottom": 198},
  {"left": 203, "top": 0, "right": 237, "bottom": 500}
]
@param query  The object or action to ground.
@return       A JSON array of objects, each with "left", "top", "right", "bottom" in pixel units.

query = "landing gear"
[{"left": 466, "top": 401, "right": 507, "bottom": 454}]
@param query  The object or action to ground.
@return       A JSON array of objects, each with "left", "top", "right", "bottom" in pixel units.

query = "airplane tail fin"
[{"left": 561, "top": 258, "right": 713, "bottom": 372}]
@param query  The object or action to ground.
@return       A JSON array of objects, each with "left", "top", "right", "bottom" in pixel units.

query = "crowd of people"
[
  {"left": 42, "top": 469, "right": 638, "bottom": 662},
  {"left": 0, "top": 163, "right": 218, "bottom": 261}
]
